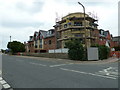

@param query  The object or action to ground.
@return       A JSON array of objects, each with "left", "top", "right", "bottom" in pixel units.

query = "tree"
[
  {"left": 65, "top": 40, "right": 84, "bottom": 60},
  {"left": 7, "top": 41, "right": 25, "bottom": 54},
  {"left": 1, "top": 49, "right": 5, "bottom": 53}
]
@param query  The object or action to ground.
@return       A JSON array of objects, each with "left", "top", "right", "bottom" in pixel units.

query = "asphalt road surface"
[{"left": 2, "top": 54, "right": 118, "bottom": 88}]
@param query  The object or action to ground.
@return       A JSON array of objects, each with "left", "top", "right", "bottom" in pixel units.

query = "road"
[{"left": 2, "top": 54, "right": 118, "bottom": 88}]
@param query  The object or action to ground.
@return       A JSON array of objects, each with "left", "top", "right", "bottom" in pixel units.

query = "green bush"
[
  {"left": 65, "top": 40, "right": 84, "bottom": 60},
  {"left": 113, "top": 46, "right": 120, "bottom": 51}
]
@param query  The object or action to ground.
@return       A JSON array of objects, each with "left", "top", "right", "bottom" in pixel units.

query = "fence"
[{"left": 49, "top": 48, "right": 68, "bottom": 53}]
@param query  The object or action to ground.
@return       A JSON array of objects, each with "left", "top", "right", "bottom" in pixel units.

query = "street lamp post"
[
  {"left": 78, "top": 2, "right": 87, "bottom": 60},
  {"left": 78, "top": 2, "right": 87, "bottom": 48},
  {"left": 10, "top": 36, "right": 11, "bottom": 42}
]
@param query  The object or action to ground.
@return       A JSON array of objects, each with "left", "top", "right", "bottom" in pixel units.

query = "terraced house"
[
  {"left": 26, "top": 29, "right": 56, "bottom": 53},
  {"left": 54, "top": 12, "right": 98, "bottom": 48}
]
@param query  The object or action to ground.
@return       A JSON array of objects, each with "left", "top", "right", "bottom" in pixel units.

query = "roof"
[
  {"left": 45, "top": 34, "right": 55, "bottom": 38},
  {"left": 39, "top": 30, "right": 47, "bottom": 38},
  {"left": 112, "top": 36, "right": 120, "bottom": 42},
  {"left": 45, "top": 29, "right": 55, "bottom": 38},
  {"left": 29, "top": 36, "right": 34, "bottom": 41}
]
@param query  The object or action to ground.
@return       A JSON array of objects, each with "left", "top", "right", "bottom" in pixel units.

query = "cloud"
[
  {"left": 0, "top": 26, "right": 37, "bottom": 49},
  {"left": 0, "top": 0, "right": 119, "bottom": 49},
  {"left": 118, "top": 1, "right": 120, "bottom": 36},
  {"left": 1, "top": 21, "right": 44, "bottom": 28},
  {"left": 16, "top": 1, "right": 44, "bottom": 14}
]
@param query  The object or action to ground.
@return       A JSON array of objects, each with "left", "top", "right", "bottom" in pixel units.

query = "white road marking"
[
  {"left": 97, "top": 71, "right": 118, "bottom": 77},
  {"left": 0, "top": 80, "right": 7, "bottom": 84},
  {"left": 103, "top": 67, "right": 112, "bottom": 73},
  {"left": 0, "top": 77, "right": 12, "bottom": 89},
  {"left": 50, "top": 63, "right": 74, "bottom": 67},
  {"left": 15, "top": 60, "right": 24, "bottom": 62},
  {"left": 50, "top": 64, "right": 67, "bottom": 67},
  {"left": 3, "top": 84, "right": 11, "bottom": 89},
  {"left": 104, "top": 67, "right": 112, "bottom": 70},
  {"left": 60, "top": 68, "right": 117, "bottom": 80},
  {"left": 30, "top": 62, "right": 47, "bottom": 66},
  {"left": 0, "top": 77, "right": 2, "bottom": 81},
  {"left": 97, "top": 67, "right": 118, "bottom": 78},
  {"left": 107, "top": 71, "right": 118, "bottom": 75},
  {"left": 38, "top": 64, "right": 47, "bottom": 66}
]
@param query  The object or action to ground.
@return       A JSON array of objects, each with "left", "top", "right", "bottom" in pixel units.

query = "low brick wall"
[
  {"left": 110, "top": 51, "right": 120, "bottom": 58},
  {"left": 22, "top": 53, "right": 68, "bottom": 59}
]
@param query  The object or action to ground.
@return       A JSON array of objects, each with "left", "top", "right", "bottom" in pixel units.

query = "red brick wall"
[
  {"left": 91, "top": 29, "right": 99, "bottom": 45},
  {"left": 28, "top": 41, "right": 34, "bottom": 53},
  {"left": 98, "top": 39, "right": 106, "bottom": 46},
  {"left": 110, "top": 51, "right": 120, "bottom": 58},
  {"left": 44, "top": 37, "right": 56, "bottom": 51},
  {"left": 110, "top": 41, "right": 118, "bottom": 48},
  {"left": 106, "top": 31, "right": 111, "bottom": 40}
]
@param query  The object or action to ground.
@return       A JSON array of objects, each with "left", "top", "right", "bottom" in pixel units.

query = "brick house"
[
  {"left": 28, "top": 36, "right": 34, "bottom": 53},
  {"left": 111, "top": 36, "right": 120, "bottom": 47},
  {"left": 33, "top": 30, "right": 47, "bottom": 53},
  {"left": 91, "top": 29, "right": 120, "bottom": 49},
  {"left": 98, "top": 29, "right": 111, "bottom": 47},
  {"left": 44, "top": 29, "right": 56, "bottom": 51},
  {"left": 92, "top": 29, "right": 116, "bottom": 48},
  {"left": 26, "top": 29, "right": 56, "bottom": 53}
]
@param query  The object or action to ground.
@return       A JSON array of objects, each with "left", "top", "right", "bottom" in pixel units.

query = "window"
[
  {"left": 35, "top": 45, "right": 37, "bottom": 48},
  {"left": 39, "top": 45, "right": 42, "bottom": 48},
  {"left": 64, "top": 24, "right": 67, "bottom": 28},
  {"left": 74, "top": 22, "right": 82, "bottom": 26},
  {"left": 35, "top": 50, "right": 38, "bottom": 53},
  {"left": 40, "top": 39, "right": 42, "bottom": 43},
  {"left": 49, "top": 40, "right": 52, "bottom": 44},
  {"left": 39, "top": 39, "right": 42, "bottom": 48},
  {"left": 68, "top": 22, "right": 71, "bottom": 25},
  {"left": 72, "top": 28, "right": 81, "bottom": 31},
  {"left": 74, "top": 34, "right": 83, "bottom": 37},
  {"left": 29, "top": 44, "right": 31, "bottom": 47},
  {"left": 35, "top": 40, "right": 37, "bottom": 45},
  {"left": 101, "top": 31, "right": 104, "bottom": 35},
  {"left": 44, "top": 41, "right": 47, "bottom": 45}
]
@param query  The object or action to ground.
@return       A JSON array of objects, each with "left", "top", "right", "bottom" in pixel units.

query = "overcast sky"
[{"left": 0, "top": 0, "right": 119, "bottom": 49}]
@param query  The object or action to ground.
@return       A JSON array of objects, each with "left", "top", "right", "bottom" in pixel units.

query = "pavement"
[
  {"left": 15, "top": 55, "right": 119, "bottom": 64},
  {"left": 2, "top": 54, "right": 119, "bottom": 88}
]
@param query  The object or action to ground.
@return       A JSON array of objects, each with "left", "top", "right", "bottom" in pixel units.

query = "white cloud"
[{"left": 0, "top": 0, "right": 119, "bottom": 49}]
